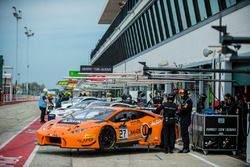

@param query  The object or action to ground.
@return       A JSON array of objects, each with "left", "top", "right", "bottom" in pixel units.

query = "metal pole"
[
  {"left": 16, "top": 18, "right": 19, "bottom": 86},
  {"left": 24, "top": 27, "right": 34, "bottom": 96},
  {"left": 212, "top": 51, "right": 216, "bottom": 111},
  {"left": 218, "top": 5, "right": 222, "bottom": 102},
  {"left": 26, "top": 35, "right": 29, "bottom": 95},
  {"left": 12, "top": 7, "right": 22, "bottom": 99}
]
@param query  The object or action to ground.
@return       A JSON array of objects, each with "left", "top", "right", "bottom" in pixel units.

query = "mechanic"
[
  {"left": 222, "top": 93, "right": 237, "bottom": 115},
  {"left": 156, "top": 93, "right": 178, "bottom": 153},
  {"left": 153, "top": 91, "right": 163, "bottom": 107},
  {"left": 38, "top": 88, "right": 48, "bottom": 123},
  {"left": 196, "top": 93, "right": 207, "bottom": 113},
  {"left": 178, "top": 89, "right": 193, "bottom": 153}
]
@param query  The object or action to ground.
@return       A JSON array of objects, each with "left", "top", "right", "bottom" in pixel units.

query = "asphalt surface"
[{"left": 0, "top": 102, "right": 248, "bottom": 167}]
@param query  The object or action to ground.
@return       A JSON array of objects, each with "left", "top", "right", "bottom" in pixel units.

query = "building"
[{"left": 90, "top": 0, "right": 250, "bottom": 100}]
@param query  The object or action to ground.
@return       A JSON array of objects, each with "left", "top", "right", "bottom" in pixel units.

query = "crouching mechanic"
[{"left": 157, "top": 93, "right": 178, "bottom": 153}]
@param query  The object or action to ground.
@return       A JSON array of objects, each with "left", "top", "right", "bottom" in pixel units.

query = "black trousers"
[
  {"left": 163, "top": 120, "right": 175, "bottom": 150},
  {"left": 180, "top": 117, "right": 191, "bottom": 150},
  {"left": 39, "top": 107, "right": 46, "bottom": 122}
]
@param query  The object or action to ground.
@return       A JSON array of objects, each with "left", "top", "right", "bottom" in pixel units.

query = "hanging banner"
[
  {"left": 57, "top": 81, "right": 69, "bottom": 86},
  {"left": 69, "top": 71, "right": 88, "bottom": 77},
  {"left": 80, "top": 65, "right": 113, "bottom": 73}
]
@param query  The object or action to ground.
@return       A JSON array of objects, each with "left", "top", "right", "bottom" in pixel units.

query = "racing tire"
[{"left": 98, "top": 126, "right": 116, "bottom": 151}]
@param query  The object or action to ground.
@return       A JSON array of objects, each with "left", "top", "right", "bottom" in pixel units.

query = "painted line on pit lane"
[
  {"left": 155, "top": 154, "right": 163, "bottom": 160},
  {"left": 188, "top": 152, "right": 220, "bottom": 167},
  {"left": 23, "top": 145, "right": 40, "bottom": 167},
  {"left": 0, "top": 116, "right": 40, "bottom": 150}
]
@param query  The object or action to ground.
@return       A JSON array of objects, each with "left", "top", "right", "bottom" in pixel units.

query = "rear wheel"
[{"left": 98, "top": 126, "right": 116, "bottom": 151}]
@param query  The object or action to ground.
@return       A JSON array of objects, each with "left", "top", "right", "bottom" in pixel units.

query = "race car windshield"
[
  {"left": 71, "top": 100, "right": 96, "bottom": 109},
  {"left": 65, "top": 108, "right": 115, "bottom": 120}
]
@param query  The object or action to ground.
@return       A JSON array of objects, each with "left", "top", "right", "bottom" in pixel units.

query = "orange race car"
[{"left": 37, "top": 107, "right": 165, "bottom": 150}]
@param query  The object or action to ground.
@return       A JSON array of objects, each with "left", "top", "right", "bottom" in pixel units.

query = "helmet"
[
  {"left": 167, "top": 94, "right": 175, "bottom": 101},
  {"left": 179, "top": 89, "right": 188, "bottom": 95},
  {"left": 43, "top": 88, "right": 48, "bottom": 92}
]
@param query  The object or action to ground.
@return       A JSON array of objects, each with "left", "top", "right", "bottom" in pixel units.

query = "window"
[
  {"left": 226, "top": 0, "right": 236, "bottom": 7},
  {"left": 166, "top": 0, "right": 176, "bottom": 35},
  {"left": 152, "top": 4, "right": 161, "bottom": 43},
  {"left": 187, "top": 0, "right": 197, "bottom": 25},
  {"left": 122, "top": 34, "right": 129, "bottom": 59},
  {"left": 148, "top": 9, "right": 157, "bottom": 45},
  {"left": 139, "top": 17, "right": 149, "bottom": 49},
  {"left": 145, "top": 11, "right": 155, "bottom": 46},
  {"left": 134, "top": 23, "right": 142, "bottom": 53},
  {"left": 131, "top": 24, "right": 140, "bottom": 54},
  {"left": 163, "top": 0, "right": 173, "bottom": 36},
  {"left": 137, "top": 19, "right": 146, "bottom": 50},
  {"left": 209, "top": 0, "right": 219, "bottom": 15},
  {"left": 134, "top": 21, "right": 143, "bottom": 51},
  {"left": 142, "top": 14, "right": 152, "bottom": 48},
  {"left": 159, "top": 0, "right": 170, "bottom": 38},
  {"left": 197, "top": 0, "right": 207, "bottom": 20},
  {"left": 125, "top": 30, "right": 133, "bottom": 57},
  {"left": 170, "top": 0, "right": 180, "bottom": 33},
  {"left": 129, "top": 27, "right": 137, "bottom": 55},
  {"left": 153, "top": 3, "right": 165, "bottom": 41},
  {"left": 178, "top": 0, "right": 188, "bottom": 30},
  {"left": 156, "top": 0, "right": 167, "bottom": 39}
]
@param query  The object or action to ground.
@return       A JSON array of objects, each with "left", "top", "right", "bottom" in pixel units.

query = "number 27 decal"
[{"left": 119, "top": 128, "right": 128, "bottom": 139}]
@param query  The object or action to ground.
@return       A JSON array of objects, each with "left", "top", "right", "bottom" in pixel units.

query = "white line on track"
[
  {"left": 188, "top": 152, "right": 220, "bottom": 167},
  {"left": 0, "top": 116, "right": 40, "bottom": 150},
  {"left": 23, "top": 145, "right": 40, "bottom": 167}
]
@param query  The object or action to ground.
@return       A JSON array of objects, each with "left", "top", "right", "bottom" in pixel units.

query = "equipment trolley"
[{"left": 191, "top": 113, "right": 238, "bottom": 155}]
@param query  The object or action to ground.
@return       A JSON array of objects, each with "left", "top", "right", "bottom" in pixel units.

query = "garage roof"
[{"left": 98, "top": 0, "right": 122, "bottom": 24}]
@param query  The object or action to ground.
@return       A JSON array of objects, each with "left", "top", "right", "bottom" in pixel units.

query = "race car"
[{"left": 37, "top": 107, "right": 163, "bottom": 150}]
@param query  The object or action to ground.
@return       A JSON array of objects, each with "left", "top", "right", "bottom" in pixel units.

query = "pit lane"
[{"left": 0, "top": 102, "right": 247, "bottom": 167}]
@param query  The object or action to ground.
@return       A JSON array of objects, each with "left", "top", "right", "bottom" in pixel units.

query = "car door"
[{"left": 110, "top": 110, "right": 145, "bottom": 142}]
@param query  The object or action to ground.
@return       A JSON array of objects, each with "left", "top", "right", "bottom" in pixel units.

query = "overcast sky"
[{"left": 0, "top": 0, "right": 108, "bottom": 89}]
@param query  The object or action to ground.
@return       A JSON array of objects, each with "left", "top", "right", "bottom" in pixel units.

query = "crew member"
[
  {"left": 157, "top": 94, "right": 178, "bottom": 153},
  {"left": 38, "top": 88, "right": 48, "bottom": 123},
  {"left": 197, "top": 93, "right": 207, "bottom": 113},
  {"left": 178, "top": 89, "right": 193, "bottom": 153},
  {"left": 222, "top": 93, "right": 237, "bottom": 115},
  {"left": 153, "top": 91, "right": 163, "bottom": 107}
]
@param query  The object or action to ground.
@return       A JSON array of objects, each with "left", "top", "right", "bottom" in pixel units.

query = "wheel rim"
[{"left": 99, "top": 127, "right": 115, "bottom": 149}]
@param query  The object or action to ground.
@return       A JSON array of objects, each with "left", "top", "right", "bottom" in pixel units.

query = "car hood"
[{"left": 42, "top": 119, "right": 105, "bottom": 133}]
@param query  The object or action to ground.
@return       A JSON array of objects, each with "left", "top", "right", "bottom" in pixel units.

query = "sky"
[{"left": 0, "top": 0, "right": 109, "bottom": 89}]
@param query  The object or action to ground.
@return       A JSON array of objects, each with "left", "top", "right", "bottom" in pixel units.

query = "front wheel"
[{"left": 98, "top": 126, "right": 116, "bottom": 151}]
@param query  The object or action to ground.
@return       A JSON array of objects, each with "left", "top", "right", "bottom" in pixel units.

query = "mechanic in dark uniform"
[
  {"left": 222, "top": 93, "right": 237, "bottom": 115},
  {"left": 153, "top": 92, "right": 163, "bottom": 108},
  {"left": 196, "top": 93, "right": 207, "bottom": 113},
  {"left": 178, "top": 89, "right": 193, "bottom": 153},
  {"left": 157, "top": 94, "right": 178, "bottom": 153}
]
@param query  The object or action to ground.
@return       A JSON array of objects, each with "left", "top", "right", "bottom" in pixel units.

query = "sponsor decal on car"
[
  {"left": 151, "top": 119, "right": 161, "bottom": 126},
  {"left": 84, "top": 134, "right": 96, "bottom": 139},
  {"left": 78, "top": 138, "right": 94, "bottom": 143},
  {"left": 141, "top": 123, "right": 150, "bottom": 137},
  {"left": 129, "top": 129, "right": 140, "bottom": 135}
]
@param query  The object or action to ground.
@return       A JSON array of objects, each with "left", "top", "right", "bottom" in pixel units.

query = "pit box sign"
[
  {"left": 80, "top": 65, "right": 113, "bottom": 73},
  {"left": 204, "top": 115, "right": 238, "bottom": 136},
  {"left": 69, "top": 71, "right": 88, "bottom": 77},
  {"left": 57, "top": 81, "right": 69, "bottom": 86}
]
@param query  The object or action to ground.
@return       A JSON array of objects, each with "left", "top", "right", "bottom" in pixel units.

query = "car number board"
[{"left": 119, "top": 127, "right": 128, "bottom": 140}]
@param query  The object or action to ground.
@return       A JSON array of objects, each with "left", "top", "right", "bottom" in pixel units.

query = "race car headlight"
[
  {"left": 71, "top": 128, "right": 87, "bottom": 134},
  {"left": 41, "top": 124, "right": 47, "bottom": 131}
]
